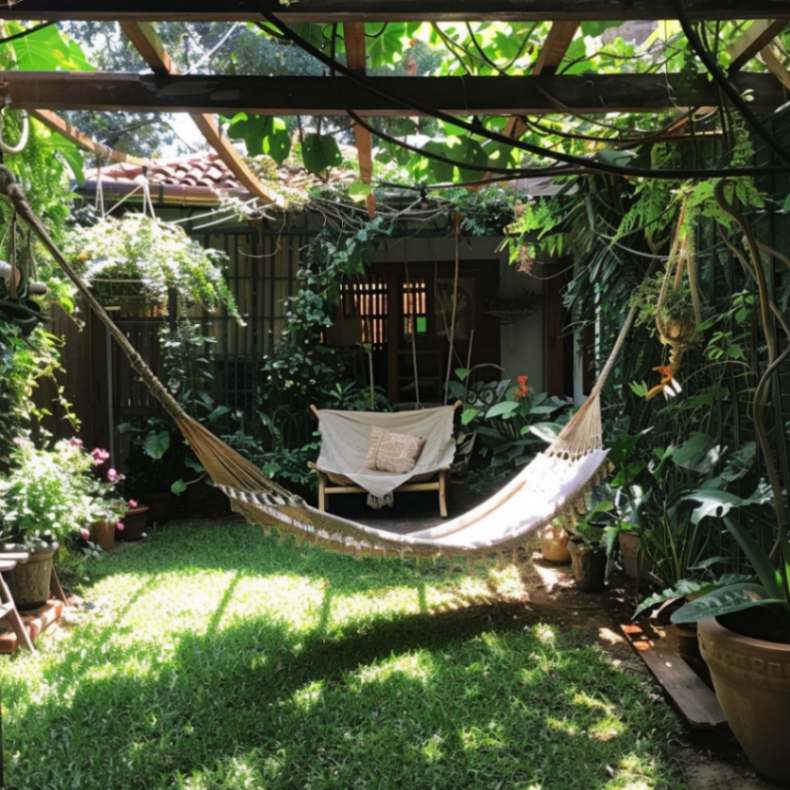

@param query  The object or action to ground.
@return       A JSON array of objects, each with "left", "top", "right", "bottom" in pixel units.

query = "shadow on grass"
[
  {"left": 7, "top": 594, "right": 681, "bottom": 790},
  {"left": 90, "top": 519, "right": 476, "bottom": 597}
]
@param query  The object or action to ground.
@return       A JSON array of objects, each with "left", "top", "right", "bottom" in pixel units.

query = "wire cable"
[{"left": 259, "top": 12, "right": 790, "bottom": 181}]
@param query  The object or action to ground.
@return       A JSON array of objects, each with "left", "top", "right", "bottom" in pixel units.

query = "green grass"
[{"left": 3, "top": 520, "right": 683, "bottom": 789}]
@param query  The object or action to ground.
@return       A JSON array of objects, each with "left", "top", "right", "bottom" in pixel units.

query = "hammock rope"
[{"left": 0, "top": 167, "right": 634, "bottom": 559}]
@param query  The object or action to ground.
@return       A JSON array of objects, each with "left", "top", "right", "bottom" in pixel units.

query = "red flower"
[{"left": 515, "top": 375, "right": 530, "bottom": 400}]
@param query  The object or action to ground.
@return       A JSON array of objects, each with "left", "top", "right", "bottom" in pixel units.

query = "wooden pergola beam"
[
  {"left": 1, "top": 1, "right": 787, "bottom": 22},
  {"left": 343, "top": 22, "right": 375, "bottom": 217},
  {"left": 760, "top": 43, "right": 790, "bottom": 89},
  {"left": 29, "top": 109, "right": 150, "bottom": 167},
  {"left": 728, "top": 19, "right": 787, "bottom": 71},
  {"left": 120, "top": 21, "right": 276, "bottom": 205},
  {"left": 499, "top": 21, "right": 579, "bottom": 161},
  {"left": 2, "top": 72, "right": 782, "bottom": 115}
]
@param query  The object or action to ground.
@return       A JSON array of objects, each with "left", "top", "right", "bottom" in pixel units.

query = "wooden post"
[{"left": 438, "top": 469, "right": 448, "bottom": 518}]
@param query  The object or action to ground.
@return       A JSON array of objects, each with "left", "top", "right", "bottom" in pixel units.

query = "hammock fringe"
[{"left": 0, "top": 167, "right": 634, "bottom": 561}]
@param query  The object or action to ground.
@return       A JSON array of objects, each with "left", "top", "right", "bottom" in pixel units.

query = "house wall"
[{"left": 371, "top": 235, "right": 545, "bottom": 392}]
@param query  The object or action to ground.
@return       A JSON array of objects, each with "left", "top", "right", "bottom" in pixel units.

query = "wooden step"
[{"left": 620, "top": 623, "right": 726, "bottom": 730}]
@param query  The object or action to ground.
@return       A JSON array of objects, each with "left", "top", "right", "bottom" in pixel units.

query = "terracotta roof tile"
[{"left": 84, "top": 151, "right": 357, "bottom": 204}]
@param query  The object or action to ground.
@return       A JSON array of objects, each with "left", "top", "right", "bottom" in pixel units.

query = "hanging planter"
[{"left": 65, "top": 213, "right": 242, "bottom": 323}]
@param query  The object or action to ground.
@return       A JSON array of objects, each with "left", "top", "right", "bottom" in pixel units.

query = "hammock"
[{"left": 0, "top": 168, "right": 633, "bottom": 559}]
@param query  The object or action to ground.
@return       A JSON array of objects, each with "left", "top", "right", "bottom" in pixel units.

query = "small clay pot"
[
  {"left": 568, "top": 540, "right": 607, "bottom": 592},
  {"left": 90, "top": 520, "right": 116, "bottom": 551},
  {"left": 540, "top": 524, "right": 571, "bottom": 563},
  {"left": 120, "top": 506, "right": 149, "bottom": 542}
]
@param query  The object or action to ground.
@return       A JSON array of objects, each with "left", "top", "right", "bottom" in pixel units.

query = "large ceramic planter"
[
  {"left": 120, "top": 506, "right": 149, "bottom": 542},
  {"left": 540, "top": 524, "right": 570, "bottom": 563},
  {"left": 90, "top": 520, "right": 116, "bottom": 551},
  {"left": 698, "top": 617, "right": 790, "bottom": 784},
  {"left": 5, "top": 542, "right": 57, "bottom": 609},
  {"left": 568, "top": 540, "right": 607, "bottom": 592}
]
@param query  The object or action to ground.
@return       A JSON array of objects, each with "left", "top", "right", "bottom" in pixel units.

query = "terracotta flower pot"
[
  {"left": 568, "top": 540, "right": 607, "bottom": 592},
  {"left": 618, "top": 531, "right": 652, "bottom": 580},
  {"left": 5, "top": 542, "right": 57, "bottom": 610},
  {"left": 120, "top": 505, "right": 149, "bottom": 542},
  {"left": 90, "top": 520, "right": 116, "bottom": 551},
  {"left": 540, "top": 524, "right": 571, "bottom": 563},
  {"left": 698, "top": 617, "right": 790, "bottom": 784}
]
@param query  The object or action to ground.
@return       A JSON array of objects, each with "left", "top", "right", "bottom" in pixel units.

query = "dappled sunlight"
[
  {"left": 353, "top": 651, "right": 435, "bottom": 687},
  {"left": 291, "top": 679, "right": 325, "bottom": 712},
  {"left": 4, "top": 521, "right": 684, "bottom": 789}
]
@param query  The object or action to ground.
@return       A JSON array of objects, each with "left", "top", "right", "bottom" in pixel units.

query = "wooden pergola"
[{"left": 0, "top": 3, "right": 787, "bottom": 212}]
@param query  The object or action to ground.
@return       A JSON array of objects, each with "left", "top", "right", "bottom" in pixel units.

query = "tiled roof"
[
  {"left": 83, "top": 151, "right": 356, "bottom": 205},
  {"left": 87, "top": 152, "right": 242, "bottom": 192}
]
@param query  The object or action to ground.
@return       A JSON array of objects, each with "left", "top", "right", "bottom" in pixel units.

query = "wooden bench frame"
[{"left": 309, "top": 402, "right": 461, "bottom": 518}]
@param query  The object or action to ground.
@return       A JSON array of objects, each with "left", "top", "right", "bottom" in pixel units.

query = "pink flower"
[
  {"left": 91, "top": 447, "right": 110, "bottom": 465},
  {"left": 12, "top": 436, "right": 26, "bottom": 446},
  {"left": 68, "top": 437, "right": 84, "bottom": 448},
  {"left": 106, "top": 468, "right": 121, "bottom": 483},
  {"left": 116, "top": 521, "right": 125, "bottom": 532},
  {"left": 80, "top": 527, "right": 90, "bottom": 540},
  {"left": 127, "top": 499, "right": 138, "bottom": 509}
]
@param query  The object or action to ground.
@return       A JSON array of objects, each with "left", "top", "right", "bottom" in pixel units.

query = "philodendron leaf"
[
  {"left": 671, "top": 432, "right": 720, "bottom": 474},
  {"left": 170, "top": 478, "right": 187, "bottom": 496},
  {"left": 143, "top": 430, "right": 170, "bottom": 460},
  {"left": 722, "top": 515, "right": 784, "bottom": 600},
  {"left": 461, "top": 407, "right": 479, "bottom": 426},
  {"left": 525, "top": 422, "right": 563, "bottom": 444},
  {"left": 485, "top": 401, "right": 519, "bottom": 419},
  {"left": 671, "top": 583, "right": 783, "bottom": 624}
]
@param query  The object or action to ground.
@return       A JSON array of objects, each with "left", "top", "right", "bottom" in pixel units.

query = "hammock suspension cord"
[{"left": 0, "top": 166, "right": 640, "bottom": 558}]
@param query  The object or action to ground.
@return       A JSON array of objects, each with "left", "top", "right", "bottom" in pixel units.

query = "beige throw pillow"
[{"left": 365, "top": 427, "right": 425, "bottom": 474}]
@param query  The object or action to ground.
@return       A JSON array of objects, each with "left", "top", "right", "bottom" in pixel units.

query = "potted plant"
[
  {"left": 86, "top": 447, "right": 128, "bottom": 551},
  {"left": 120, "top": 498, "right": 149, "bottom": 542},
  {"left": 666, "top": 182, "right": 790, "bottom": 783},
  {"left": 567, "top": 500, "right": 613, "bottom": 592},
  {"left": 0, "top": 437, "right": 121, "bottom": 607}
]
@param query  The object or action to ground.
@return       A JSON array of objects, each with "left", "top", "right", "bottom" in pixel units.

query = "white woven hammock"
[{"left": 1, "top": 167, "right": 627, "bottom": 561}]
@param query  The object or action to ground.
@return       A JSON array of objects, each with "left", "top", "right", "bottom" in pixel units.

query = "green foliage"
[
  {"left": 452, "top": 373, "right": 573, "bottom": 495},
  {"left": 0, "top": 437, "right": 125, "bottom": 548},
  {"left": 0, "top": 323, "right": 74, "bottom": 463},
  {"left": 228, "top": 113, "right": 292, "bottom": 165},
  {"left": 302, "top": 133, "right": 344, "bottom": 175},
  {"left": 65, "top": 214, "right": 241, "bottom": 320}
]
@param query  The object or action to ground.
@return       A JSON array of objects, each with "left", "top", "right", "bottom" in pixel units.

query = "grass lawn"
[{"left": 3, "top": 519, "right": 684, "bottom": 789}]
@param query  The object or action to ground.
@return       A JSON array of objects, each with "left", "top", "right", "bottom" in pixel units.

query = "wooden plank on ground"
[{"left": 620, "top": 623, "right": 726, "bottom": 730}]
